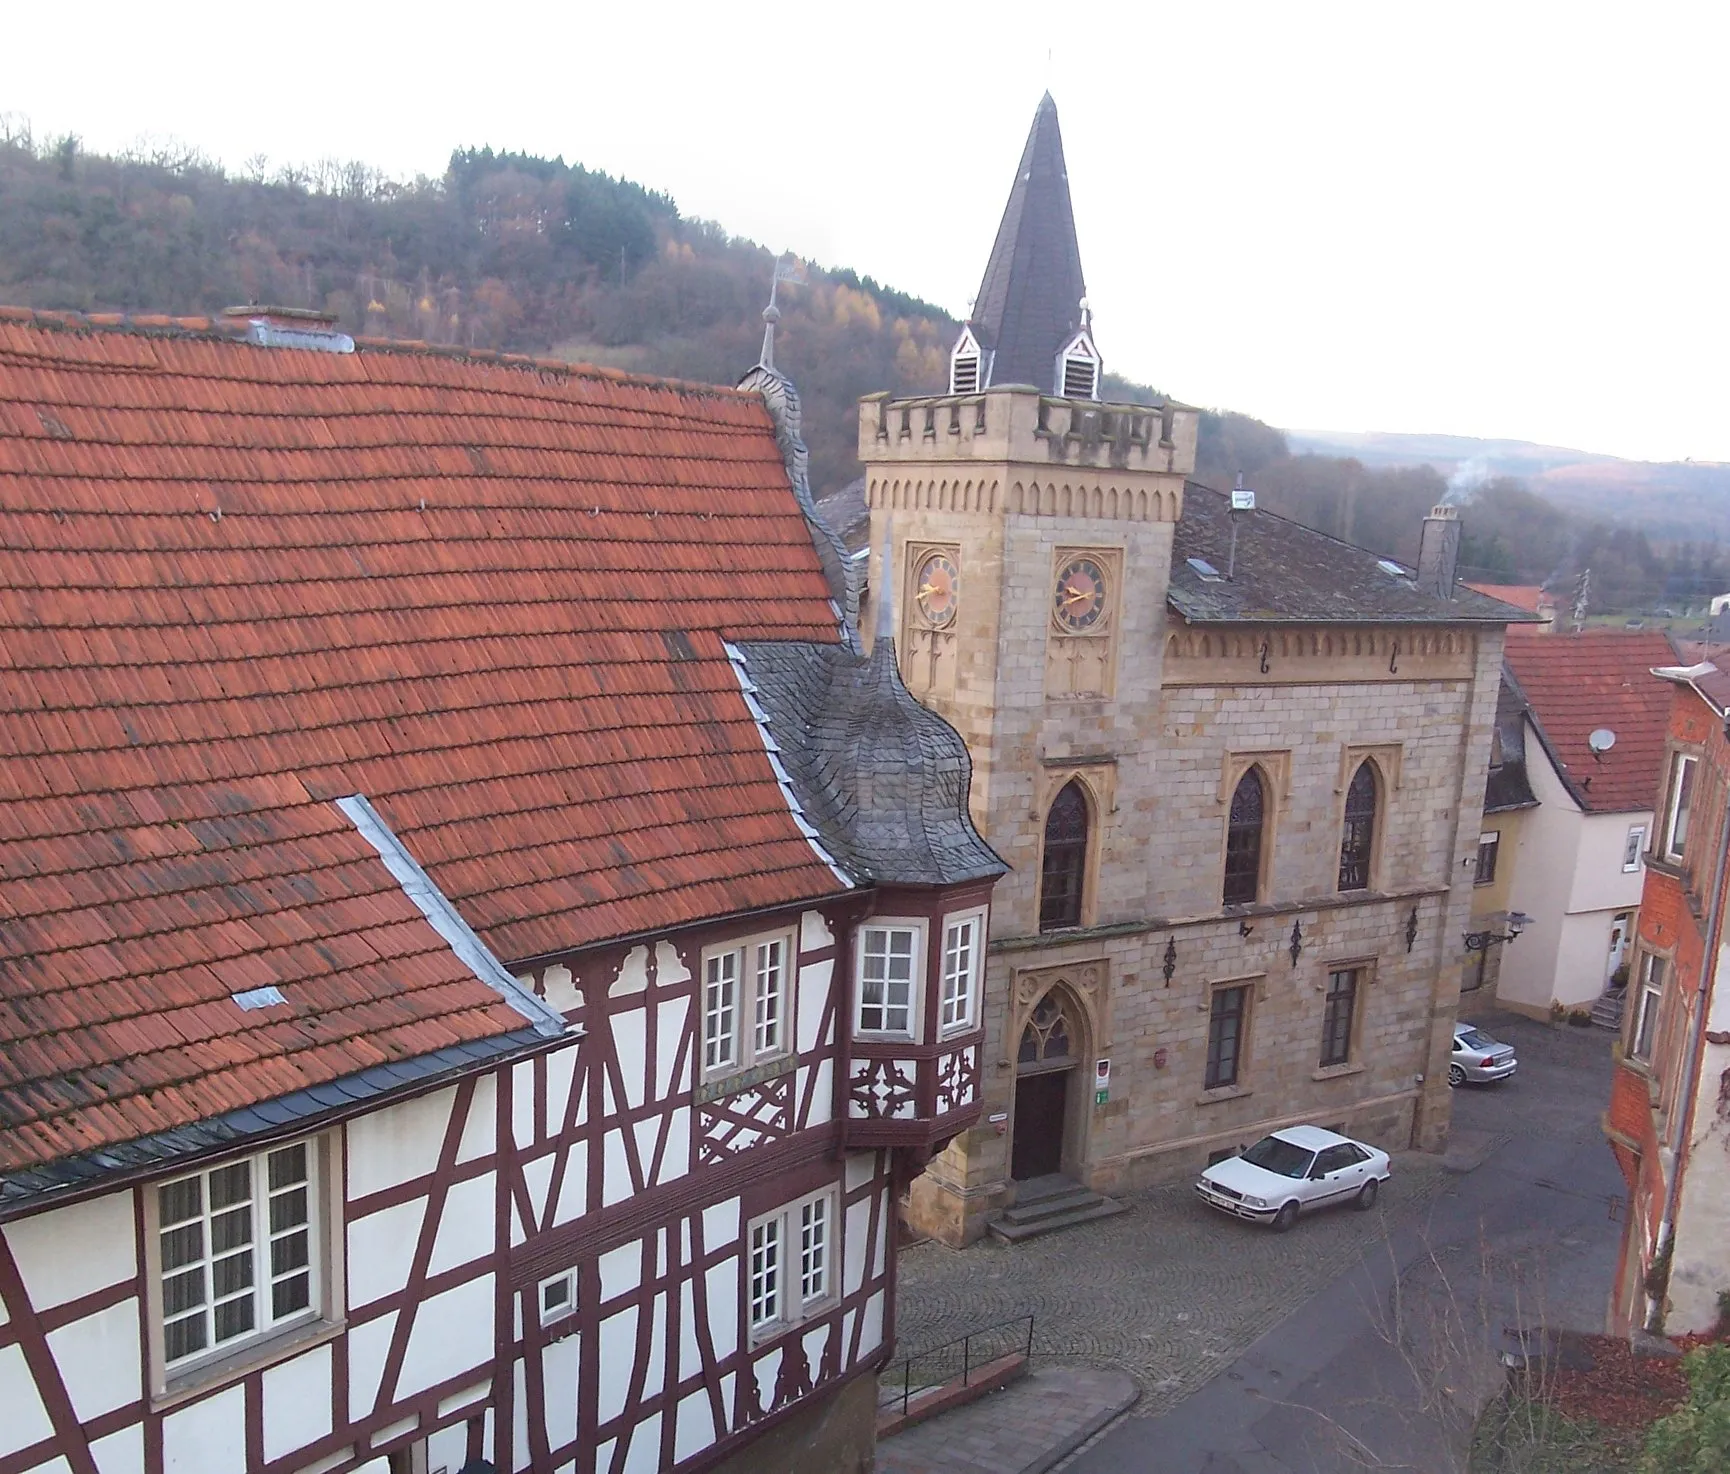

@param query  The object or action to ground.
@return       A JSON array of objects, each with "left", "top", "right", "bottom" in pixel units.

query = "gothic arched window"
[
  {"left": 1223, "top": 768, "right": 1266, "bottom": 906},
  {"left": 1338, "top": 762, "right": 1378, "bottom": 892},
  {"left": 1039, "top": 781, "right": 1090, "bottom": 932}
]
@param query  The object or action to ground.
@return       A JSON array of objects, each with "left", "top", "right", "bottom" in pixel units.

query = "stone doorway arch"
[{"left": 1011, "top": 983, "right": 1090, "bottom": 1181}]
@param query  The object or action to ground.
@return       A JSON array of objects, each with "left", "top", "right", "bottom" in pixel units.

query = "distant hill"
[{"left": 1290, "top": 429, "right": 1730, "bottom": 541}]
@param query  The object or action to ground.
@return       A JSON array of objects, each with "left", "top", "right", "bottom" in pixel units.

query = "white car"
[
  {"left": 1451, "top": 1023, "right": 1517, "bottom": 1085},
  {"left": 1195, "top": 1124, "right": 1392, "bottom": 1231}
]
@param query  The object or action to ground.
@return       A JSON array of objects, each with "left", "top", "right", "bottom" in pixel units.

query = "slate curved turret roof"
[{"left": 732, "top": 637, "right": 1005, "bottom": 888}]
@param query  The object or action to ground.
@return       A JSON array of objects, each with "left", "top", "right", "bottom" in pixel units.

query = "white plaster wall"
[
  {"left": 348, "top": 1086, "right": 454, "bottom": 1199},
  {"left": 162, "top": 1383, "right": 244, "bottom": 1474},
  {"left": 1568, "top": 811, "right": 1650, "bottom": 915},
  {"left": 0, "top": 1342, "right": 53, "bottom": 1459},
  {"left": 262, "top": 1342, "right": 333, "bottom": 1462},
  {"left": 348, "top": 1196, "right": 424, "bottom": 1309},
  {"left": 3, "top": 1193, "right": 135, "bottom": 1308},
  {"left": 1552, "top": 911, "right": 1621, "bottom": 1009},
  {"left": 399, "top": 1273, "right": 494, "bottom": 1399},
  {"left": 47, "top": 1299, "right": 140, "bottom": 1422},
  {"left": 1500, "top": 728, "right": 1585, "bottom": 1009}
]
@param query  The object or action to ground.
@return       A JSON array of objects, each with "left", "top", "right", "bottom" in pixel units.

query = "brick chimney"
[{"left": 1417, "top": 504, "right": 1460, "bottom": 600}]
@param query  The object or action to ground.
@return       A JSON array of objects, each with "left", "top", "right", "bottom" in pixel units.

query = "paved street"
[{"left": 887, "top": 1011, "right": 1623, "bottom": 1473}]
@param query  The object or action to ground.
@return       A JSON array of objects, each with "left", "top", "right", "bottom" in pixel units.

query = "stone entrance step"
[
  {"left": 1591, "top": 990, "right": 1626, "bottom": 1030},
  {"left": 986, "top": 1175, "right": 1127, "bottom": 1243}
]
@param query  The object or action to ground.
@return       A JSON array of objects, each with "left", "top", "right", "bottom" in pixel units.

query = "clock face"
[
  {"left": 915, "top": 552, "right": 960, "bottom": 627},
  {"left": 1053, "top": 557, "right": 1108, "bottom": 631}
]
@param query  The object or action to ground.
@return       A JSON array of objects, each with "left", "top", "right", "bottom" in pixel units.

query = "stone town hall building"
[{"left": 857, "top": 94, "right": 1529, "bottom": 1243}]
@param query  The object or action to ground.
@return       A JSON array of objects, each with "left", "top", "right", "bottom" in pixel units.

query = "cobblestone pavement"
[
  {"left": 895, "top": 1152, "right": 1454, "bottom": 1420},
  {"left": 875, "top": 1366, "right": 1139, "bottom": 1474},
  {"left": 893, "top": 1012, "right": 1601, "bottom": 1427}
]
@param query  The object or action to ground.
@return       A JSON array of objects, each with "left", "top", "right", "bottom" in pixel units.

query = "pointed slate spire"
[{"left": 965, "top": 93, "right": 1090, "bottom": 392}]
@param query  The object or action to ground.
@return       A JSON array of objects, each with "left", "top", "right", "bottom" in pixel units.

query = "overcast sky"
[{"left": 8, "top": 2, "right": 1726, "bottom": 463}]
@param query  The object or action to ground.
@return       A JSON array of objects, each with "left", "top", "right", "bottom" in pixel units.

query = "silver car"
[
  {"left": 1451, "top": 1023, "right": 1517, "bottom": 1085},
  {"left": 1195, "top": 1124, "right": 1392, "bottom": 1232}
]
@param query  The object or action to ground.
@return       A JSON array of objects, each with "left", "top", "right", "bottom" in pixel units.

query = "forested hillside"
[
  {"left": 1, "top": 122, "right": 1716, "bottom": 612},
  {"left": 0, "top": 125, "right": 954, "bottom": 493}
]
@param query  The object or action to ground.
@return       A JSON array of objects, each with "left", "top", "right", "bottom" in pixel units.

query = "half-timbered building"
[{"left": 0, "top": 306, "right": 1001, "bottom": 1474}]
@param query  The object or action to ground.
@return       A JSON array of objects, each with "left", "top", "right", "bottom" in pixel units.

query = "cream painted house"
[
  {"left": 1462, "top": 676, "right": 1539, "bottom": 1000},
  {"left": 848, "top": 94, "right": 1529, "bottom": 1245},
  {"left": 1492, "top": 629, "right": 1674, "bottom": 1016}
]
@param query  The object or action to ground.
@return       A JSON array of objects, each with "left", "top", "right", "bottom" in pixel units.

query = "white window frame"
[
  {"left": 701, "top": 929, "right": 795, "bottom": 1080},
  {"left": 1623, "top": 825, "right": 1647, "bottom": 873},
  {"left": 538, "top": 1269, "right": 577, "bottom": 1327},
  {"left": 746, "top": 1186, "right": 838, "bottom": 1343},
  {"left": 938, "top": 908, "right": 986, "bottom": 1036},
  {"left": 1663, "top": 753, "right": 1697, "bottom": 862},
  {"left": 145, "top": 1133, "right": 337, "bottom": 1391},
  {"left": 856, "top": 919, "right": 924, "bottom": 1040},
  {"left": 1630, "top": 952, "right": 1665, "bottom": 1063}
]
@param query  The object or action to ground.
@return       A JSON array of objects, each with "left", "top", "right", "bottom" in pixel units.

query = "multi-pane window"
[
  {"left": 859, "top": 925, "right": 917, "bottom": 1035},
  {"left": 1205, "top": 985, "right": 1249, "bottom": 1090},
  {"left": 748, "top": 1188, "right": 835, "bottom": 1339},
  {"left": 1320, "top": 967, "right": 1359, "bottom": 1067},
  {"left": 1623, "top": 826, "right": 1647, "bottom": 873},
  {"left": 1476, "top": 832, "right": 1500, "bottom": 886},
  {"left": 1663, "top": 754, "right": 1697, "bottom": 861},
  {"left": 1630, "top": 953, "right": 1665, "bottom": 1062},
  {"left": 703, "top": 949, "right": 739, "bottom": 1072},
  {"left": 158, "top": 1141, "right": 316, "bottom": 1370},
  {"left": 703, "top": 933, "right": 791, "bottom": 1076},
  {"left": 748, "top": 1216, "right": 781, "bottom": 1331},
  {"left": 940, "top": 915, "right": 980, "bottom": 1032},
  {"left": 1338, "top": 763, "right": 1377, "bottom": 892},
  {"left": 1039, "top": 781, "right": 1090, "bottom": 931},
  {"left": 1224, "top": 769, "right": 1266, "bottom": 906},
  {"left": 800, "top": 1196, "right": 828, "bottom": 1302}
]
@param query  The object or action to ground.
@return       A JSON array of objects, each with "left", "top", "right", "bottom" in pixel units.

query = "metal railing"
[{"left": 881, "top": 1314, "right": 1036, "bottom": 1417}]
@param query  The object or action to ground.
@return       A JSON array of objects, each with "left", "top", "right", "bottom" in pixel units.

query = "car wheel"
[
  {"left": 1272, "top": 1201, "right": 1300, "bottom": 1233},
  {"left": 1356, "top": 1178, "right": 1379, "bottom": 1211},
  {"left": 1448, "top": 1063, "right": 1466, "bottom": 1087}
]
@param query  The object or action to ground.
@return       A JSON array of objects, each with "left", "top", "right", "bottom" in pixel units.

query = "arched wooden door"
[{"left": 1012, "top": 990, "right": 1079, "bottom": 1180}]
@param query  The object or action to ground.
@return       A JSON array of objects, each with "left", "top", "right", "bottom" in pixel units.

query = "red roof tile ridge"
[{"left": 0, "top": 302, "right": 759, "bottom": 402}]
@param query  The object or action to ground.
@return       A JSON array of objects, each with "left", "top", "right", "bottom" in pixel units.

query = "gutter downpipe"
[{"left": 1644, "top": 783, "right": 1730, "bottom": 1334}]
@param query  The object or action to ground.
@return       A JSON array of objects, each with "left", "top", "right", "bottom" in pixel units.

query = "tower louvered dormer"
[{"left": 949, "top": 92, "right": 1101, "bottom": 398}]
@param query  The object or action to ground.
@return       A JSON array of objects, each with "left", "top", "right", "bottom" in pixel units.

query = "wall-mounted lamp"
[{"left": 1462, "top": 911, "right": 1531, "bottom": 994}]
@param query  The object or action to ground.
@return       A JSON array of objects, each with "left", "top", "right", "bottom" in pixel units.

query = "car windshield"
[
  {"left": 1239, "top": 1136, "right": 1316, "bottom": 1179},
  {"left": 1458, "top": 1029, "right": 1497, "bottom": 1050}
]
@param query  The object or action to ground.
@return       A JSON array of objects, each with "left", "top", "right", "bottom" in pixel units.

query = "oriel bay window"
[
  {"left": 703, "top": 930, "right": 793, "bottom": 1076},
  {"left": 939, "top": 911, "right": 983, "bottom": 1033},
  {"left": 858, "top": 922, "right": 920, "bottom": 1036},
  {"left": 153, "top": 1137, "right": 326, "bottom": 1377}
]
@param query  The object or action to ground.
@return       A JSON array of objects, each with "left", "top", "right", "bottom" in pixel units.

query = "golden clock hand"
[{"left": 1060, "top": 585, "right": 1092, "bottom": 607}]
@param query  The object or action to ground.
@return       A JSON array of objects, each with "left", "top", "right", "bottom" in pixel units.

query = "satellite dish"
[{"left": 1588, "top": 728, "right": 1617, "bottom": 757}]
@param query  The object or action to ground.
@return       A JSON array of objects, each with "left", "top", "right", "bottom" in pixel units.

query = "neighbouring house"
[
  {"left": 1605, "top": 655, "right": 1730, "bottom": 1336},
  {"left": 1464, "top": 582, "right": 1557, "bottom": 632},
  {"left": 844, "top": 93, "right": 1530, "bottom": 1246},
  {"left": 1492, "top": 629, "right": 1674, "bottom": 1016},
  {"left": 0, "top": 306, "right": 1002, "bottom": 1474},
  {"left": 1463, "top": 676, "right": 1539, "bottom": 1000}
]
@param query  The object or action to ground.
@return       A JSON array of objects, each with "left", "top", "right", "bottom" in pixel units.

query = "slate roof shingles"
[{"left": 0, "top": 311, "right": 848, "bottom": 1176}]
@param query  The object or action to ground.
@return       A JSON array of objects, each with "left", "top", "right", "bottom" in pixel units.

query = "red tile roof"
[
  {"left": 0, "top": 310, "right": 847, "bottom": 1177},
  {"left": 1504, "top": 628, "right": 1676, "bottom": 813},
  {"left": 1464, "top": 582, "right": 1548, "bottom": 613}
]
